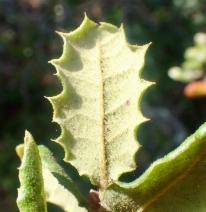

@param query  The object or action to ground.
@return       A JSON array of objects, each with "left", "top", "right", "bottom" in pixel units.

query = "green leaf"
[
  {"left": 17, "top": 143, "right": 88, "bottom": 211},
  {"left": 102, "top": 123, "right": 206, "bottom": 212},
  {"left": 16, "top": 143, "right": 24, "bottom": 159},
  {"left": 38, "top": 145, "right": 88, "bottom": 212},
  {"left": 16, "top": 131, "right": 47, "bottom": 212},
  {"left": 48, "top": 14, "right": 151, "bottom": 193}
]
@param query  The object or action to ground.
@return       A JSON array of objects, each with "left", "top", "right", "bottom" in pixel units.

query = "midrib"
[
  {"left": 138, "top": 149, "right": 206, "bottom": 212},
  {"left": 97, "top": 31, "right": 107, "bottom": 193}
]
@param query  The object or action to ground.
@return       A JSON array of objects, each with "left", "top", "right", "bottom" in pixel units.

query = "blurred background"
[{"left": 1, "top": 0, "right": 206, "bottom": 211}]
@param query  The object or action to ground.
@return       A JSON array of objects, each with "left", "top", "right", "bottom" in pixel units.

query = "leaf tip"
[
  {"left": 55, "top": 31, "right": 68, "bottom": 40},
  {"left": 44, "top": 96, "right": 52, "bottom": 102},
  {"left": 24, "top": 130, "right": 33, "bottom": 146},
  {"left": 82, "top": 12, "right": 96, "bottom": 25},
  {"left": 45, "top": 96, "right": 53, "bottom": 105},
  {"left": 84, "top": 11, "right": 88, "bottom": 19},
  {"left": 48, "top": 59, "right": 58, "bottom": 65},
  {"left": 120, "top": 23, "right": 124, "bottom": 29},
  {"left": 148, "top": 41, "right": 152, "bottom": 46},
  {"left": 50, "top": 138, "right": 56, "bottom": 143}
]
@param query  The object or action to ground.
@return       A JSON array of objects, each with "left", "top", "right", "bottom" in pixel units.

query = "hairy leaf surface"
[
  {"left": 48, "top": 15, "right": 151, "bottom": 191},
  {"left": 102, "top": 123, "right": 206, "bottom": 212},
  {"left": 38, "top": 145, "right": 88, "bottom": 212},
  {"left": 17, "top": 143, "right": 87, "bottom": 211},
  {"left": 16, "top": 131, "right": 47, "bottom": 212}
]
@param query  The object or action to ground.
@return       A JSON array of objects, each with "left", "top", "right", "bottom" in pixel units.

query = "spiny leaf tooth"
[
  {"left": 46, "top": 90, "right": 70, "bottom": 123},
  {"left": 137, "top": 80, "right": 154, "bottom": 104},
  {"left": 67, "top": 14, "right": 97, "bottom": 40},
  {"left": 55, "top": 126, "right": 75, "bottom": 161},
  {"left": 51, "top": 42, "right": 77, "bottom": 68},
  {"left": 55, "top": 31, "right": 67, "bottom": 37},
  {"left": 46, "top": 96, "right": 61, "bottom": 122}
]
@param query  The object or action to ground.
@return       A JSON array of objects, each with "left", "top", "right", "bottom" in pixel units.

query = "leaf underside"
[
  {"left": 38, "top": 145, "right": 88, "bottom": 212},
  {"left": 48, "top": 14, "right": 151, "bottom": 192},
  {"left": 102, "top": 123, "right": 206, "bottom": 212}
]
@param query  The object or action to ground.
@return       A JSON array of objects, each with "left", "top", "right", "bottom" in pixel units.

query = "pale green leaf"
[
  {"left": 48, "top": 14, "right": 152, "bottom": 192},
  {"left": 102, "top": 122, "right": 206, "bottom": 212},
  {"left": 16, "top": 143, "right": 24, "bottom": 158},
  {"left": 16, "top": 131, "right": 47, "bottom": 212},
  {"left": 38, "top": 145, "right": 88, "bottom": 212}
]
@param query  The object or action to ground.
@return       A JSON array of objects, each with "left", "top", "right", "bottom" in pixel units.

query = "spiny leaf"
[
  {"left": 38, "top": 145, "right": 88, "bottom": 212},
  {"left": 102, "top": 122, "right": 206, "bottom": 212},
  {"left": 16, "top": 131, "right": 47, "bottom": 212},
  {"left": 48, "top": 14, "right": 152, "bottom": 192}
]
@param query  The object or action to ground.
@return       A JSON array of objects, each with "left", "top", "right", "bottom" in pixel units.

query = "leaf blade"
[
  {"left": 48, "top": 15, "right": 152, "bottom": 191},
  {"left": 102, "top": 122, "right": 206, "bottom": 212}
]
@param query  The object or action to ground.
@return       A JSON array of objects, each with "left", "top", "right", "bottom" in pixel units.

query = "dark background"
[{"left": 1, "top": 0, "right": 206, "bottom": 211}]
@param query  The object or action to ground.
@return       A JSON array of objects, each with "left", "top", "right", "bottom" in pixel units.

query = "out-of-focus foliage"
[
  {"left": 170, "top": 32, "right": 206, "bottom": 82},
  {"left": 168, "top": 33, "right": 206, "bottom": 83},
  {"left": 168, "top": 32, "right": 206, "bottom": 98},
  {"left": 1, "top": 0, "right": 206, "bottom": 211}
]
